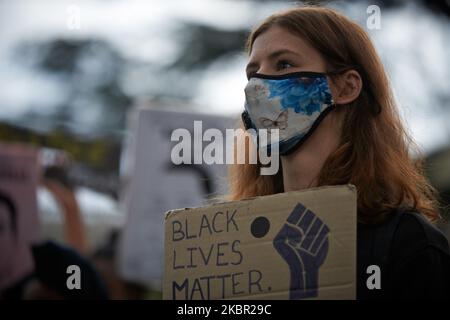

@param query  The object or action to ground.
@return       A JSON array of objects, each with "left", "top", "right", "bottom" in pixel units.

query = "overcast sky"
[{"left": 0, "top": 0, "right": 449, "bottom": 154}]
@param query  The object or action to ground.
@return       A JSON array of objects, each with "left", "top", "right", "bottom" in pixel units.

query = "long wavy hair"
[{"left": 228, "top": 6, "right": 440, "bottom": 223}]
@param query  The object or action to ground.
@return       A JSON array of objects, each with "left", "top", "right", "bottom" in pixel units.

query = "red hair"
[{"left": 228, "top": 6, "right": 440, "bottom": 223}]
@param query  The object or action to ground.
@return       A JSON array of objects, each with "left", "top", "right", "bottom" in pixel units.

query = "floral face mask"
[{"left": 242, "top": 71, "right": 335, "bottom": 155}]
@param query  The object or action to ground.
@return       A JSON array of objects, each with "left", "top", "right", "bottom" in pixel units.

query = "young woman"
[{"left": 229, "top": 6, "right": 450, "bottom": 299}]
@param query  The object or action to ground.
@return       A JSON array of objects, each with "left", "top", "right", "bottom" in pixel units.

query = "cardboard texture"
[{"left": 163, "top": 185, "right": 357, "bottom": 300}]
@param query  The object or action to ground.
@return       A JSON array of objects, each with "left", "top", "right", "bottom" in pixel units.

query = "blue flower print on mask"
[
  {"left": 266, "top": 76, "right": 332, "bottom": 116},
  {"left": 242, "top": 72, "right": 335, "bottom": 155}
]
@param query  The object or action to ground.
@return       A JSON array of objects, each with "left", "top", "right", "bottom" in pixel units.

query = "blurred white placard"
[{"left": 118, "top": 108, "right": 235, "bottom": 288}]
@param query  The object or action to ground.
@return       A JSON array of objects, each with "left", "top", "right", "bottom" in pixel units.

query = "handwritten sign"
[{"left": 164, "top": 185, "right": 357, "bottom": 300}]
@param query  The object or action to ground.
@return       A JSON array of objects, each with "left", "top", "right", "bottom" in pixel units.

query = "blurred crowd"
[{"left": 0, "top": 143, "right": 151, "bottom": 300}]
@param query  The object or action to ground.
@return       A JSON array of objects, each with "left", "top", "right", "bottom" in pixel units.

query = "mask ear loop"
[{"left": 322, "top": 68, "right": 351, "bottom": 108}]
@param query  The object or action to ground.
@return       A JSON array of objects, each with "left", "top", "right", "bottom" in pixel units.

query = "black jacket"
[{"left": 357, "top": 209, "right": 450, "bottom": 299}]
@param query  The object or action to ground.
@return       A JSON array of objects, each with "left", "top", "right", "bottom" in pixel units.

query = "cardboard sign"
[
  {"left": 0, "top": 143, "right": 39, "bottom": 291},
  {"left": 163, "top": 185, "right": 357, "bottom": 300},
  {"left": 118, "top": 108, "right": 235, "bottom": 287}
]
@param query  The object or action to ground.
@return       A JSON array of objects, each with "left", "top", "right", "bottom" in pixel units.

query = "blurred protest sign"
[
  {"left": 0, "top": 144, "right": 39, "bottom": 291},
  {"left": 163, "top": 185, "right": 357, "bottom": 300},
  {"left": 118, "top": 108, "right": 235, "bottom": 288}
]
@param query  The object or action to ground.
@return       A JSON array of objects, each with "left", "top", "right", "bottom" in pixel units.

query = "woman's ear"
[{"left": 329, "top": 70, "right": 362, "bottom": 105}]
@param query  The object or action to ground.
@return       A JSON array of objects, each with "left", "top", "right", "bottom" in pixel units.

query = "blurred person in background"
[
  {"left": 41, "top": 163, "right": 88, "bottom": 255},
  {"left": 42, "top": 163, "right": 149, "bottom": 299},
  {"left": 0, "top": 190, "right": 35, "bottom": 296},
  {"left": 1, "top": 239, "right": 109, "bottom": 300},
  {"left": 90, "top": 230, "right": 149, "bottom": 300},
  {"left": 1, "top": 155, "right": 109, "bottom": 300},
  {"left": 234, "top": 6, "right": 450, "bottom": 299}
]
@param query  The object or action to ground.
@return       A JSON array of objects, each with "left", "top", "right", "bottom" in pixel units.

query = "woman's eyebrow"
[
  {"left": 268, "top": 48, "right": 301, "bottom": 60},
  {"left": 246, "top": 48, "right": 301, "bottom": 75}
]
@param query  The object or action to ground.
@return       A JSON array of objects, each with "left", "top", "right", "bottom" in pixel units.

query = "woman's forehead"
[
  {"left": 252, "top": 27, "right": 301, "bottom": 53},
  {"left": 248, "top": 25, "right": 322, "bottom": 66}
]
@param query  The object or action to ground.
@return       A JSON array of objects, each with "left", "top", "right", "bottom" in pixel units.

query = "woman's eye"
[{"left": 277, "top": 60, "right": 294, "bottom": 70}]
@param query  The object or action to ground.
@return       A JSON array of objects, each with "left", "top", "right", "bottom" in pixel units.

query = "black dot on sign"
[{"left": 251, "top": 216, "right": 270, "bottom": 238}]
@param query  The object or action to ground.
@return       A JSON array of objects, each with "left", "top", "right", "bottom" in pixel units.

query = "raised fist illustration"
[{"left": 273, "top": 203, "right": 329, "bottom": 299}]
